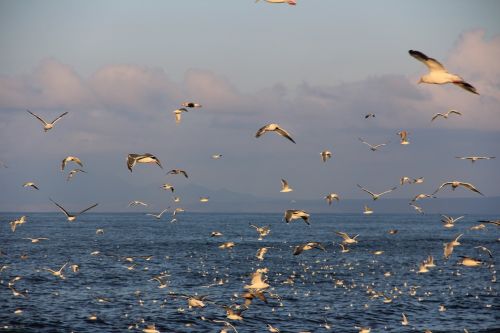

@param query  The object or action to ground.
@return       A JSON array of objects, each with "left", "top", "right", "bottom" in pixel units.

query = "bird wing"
[
  {"left": 474, "top": 246, "right": 493, "bottom": 258},
  {"left": 255, "top": 125, "right": 269, "bottom": 138},
  {"left": 50, "top": 199, "right": 70, "bottom": 217},
  {"left": 431, "top": 113, "right": 444, "bottom": 121},
  {"left": 433, "top": 182, "right": 451, "bottom": 195},
  {"left": 275, "top": 126, "right": 296, "bottom": 144},
  {"left": 453, "top": 81, "right": 479, "bottom": 95},
  {"left": 336, "top": 232, "right": 349, "bottom": 241},
  {"left": 293, "top": 245, "right": 304, "bottom": 255},
  {"left": 26, "top": 110, "right": 48, "bottom": 125},
  {"left": 281, "top": 178, "right": 289, "bottom": 189},
  {"left": 357, "top": 184, "right": 376, "bottom": 197},
  {"left": 180, "top": 170, "right": 188, "bottom": 178},
  {"left": 126, "top": 154, "right": 138, "bottom": 172},
  {"left": 409, "top": 50, "right": 446, "bottom": 72},
  {"left": 358, "top": 137, "right": 373, "bottom": 147},
  {"left": 77, "top": 203, "right": 99, "bottom": 216},
  {"left": 459, "top": 182, "right": 483, "bottom": 195},
  {"left": 379, "top": 187, "right": 397, "bottom": 196},
  {"left": 158, "top": 207, "right": 170, "bottom": 217},
  {"left": 448, "top": 110, "right": 462, "bottom": 116},
  {"left": 50, "top": 112, "right": 69, "bottom": 125}
]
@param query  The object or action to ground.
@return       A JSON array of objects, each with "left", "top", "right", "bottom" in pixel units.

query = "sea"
[{"left": 0, "top": 213, "right": 498, "bottom": 333}]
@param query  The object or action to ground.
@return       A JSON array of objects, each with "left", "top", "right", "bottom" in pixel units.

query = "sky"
[{"left": 0, "top": 0, "right": 499, "bottom": 212}]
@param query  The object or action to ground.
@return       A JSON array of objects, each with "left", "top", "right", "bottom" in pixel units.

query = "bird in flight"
[
  {"left": 293, "top": 242, "right": 326, "bottom": 255},
  {"left": 397, "top": 130, "right": 410, "bottom": 145},
  {"left": 26, "top": 109, "right": 69, "bottom": 132},
  {"left": 23, "top": 182, "right": 39, "bottom": 190},
  {"left": 146, "top": 208, "right": 170, "bottom": 220},
  {"left": 433, "top": 181, "right": 483, "bottom": 196},
  {"left": 255, "top": 123, "right": 296, "bottom": 143},
  {"left": 456, "top": 156, "right": 495, "bottom": 163},
  {"left": 166, "top": 169, "right": 188, "bottom": 178},
  {"left": 127, "top": 153, "right": 162, "bottom": 172},
  {"left": 358, "top": 138, "right": 388, "bottom": 151},
  {"left": 128, "top": 200, "right": 148, "bottom": 207},
  {"left": 431, "top": 109, "right": 462, "bottom": 121},
  {"left": 336, "top": 231, "right": 359, "bottom": 244},
  {"left": 181, "top": 102, "right": 202, "bottom": 108},
  {"left": 357, "top": 184, "right": 397, "bottom": 200},
  {"left": 284, "top": 209, "right": 310, "bottom": 225},
  {"left": 173, "top": 108, "right": 188, "bottom": 124},
  {"left": 409, "top": 50, "right": 479, "bottom": 94},
  {"left": 324, "top": 193, "right": 340, "bottom": 206},
  {"left": 61, "top": 156, "right": 83, "bottom": 171},
  {"left": 280, "top": 178, "right": 293, "bottom": 192},
  {"left": 320, "top": 150, "right": 332, "bottom": 162},
  {"left": 66, "top": 169, "right": 86, "bottom": 181},
  {"left": 50, "top": 199, "right": 99, "bottom": 222},
  {"left": 256, "top": 0, "right": 297, "bottom": 5}
]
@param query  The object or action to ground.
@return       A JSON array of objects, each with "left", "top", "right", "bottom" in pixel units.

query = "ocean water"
[{"left": 0, "top": 212, "right": 498, "bottom": 333}]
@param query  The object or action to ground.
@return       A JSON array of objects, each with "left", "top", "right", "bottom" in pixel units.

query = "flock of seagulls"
[{"left": 2, "top": 3, "right": 497, "bottom": 332}]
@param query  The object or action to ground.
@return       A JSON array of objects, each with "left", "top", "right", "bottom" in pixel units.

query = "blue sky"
[{"left": 0, "top": 1, "right": 499, "bottom": 212}]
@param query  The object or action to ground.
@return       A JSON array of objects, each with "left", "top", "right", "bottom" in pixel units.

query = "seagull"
[
  {"left": 162, "top": 183, "right": 175, "bottom": 192},
  {"left": 210, "top": 231, "right": 223, "bottom": 237},
  {"left": 324, "top": 193, "right": 340, "bottom": 206},
  {"left": 280, "top": 178, "right": 293, "bottom": 193},
  {"left": 433, "top": 181, "right": 483, "bottom": 196},
  {"left": 409, "top": 50, "right": 479, "bottom": 94},
  {"left": 456, "top": 156, "right": 496, "bottom": 163},
  {"left": 219, "top": 242, "right": 235, "bottom": 249},
  {"left": 339, "top": 243, "right": 350, "bottom": 253},
  {"left": 357, "top": 184, "right": 397, "bottom": 200},
  {"left": 181, "top": 102, "right": 202, "bottom": 108},
  {"left": 44, "top": 262, "right": 68, "bottom": 279},
  {"left": 358, "top": 138, "right": 387, "bottom": 151},
  {"left": 441, "top": 215, "right": 464, "bottom": 228},
  {"left": 320, "top": 150, "right": 332, "bottom": 162},
  {"left": 363, "top": 205, "right": 373, "bottom": 215},
  {"left": 167, "top": 169, "right": 188, "bottom": 178},
  {"left": 127, "top": 153, "right": 162, "bottom": 172},
  {"left": 50, "top": 199, "right": 99, "bottom": 222},
  {"left": 22, "top": 182, "right": 39, "bottom": 190},
  {"left": 200, "top": 197, "right": 209, "bottom": 202},
  {"left": 293, "top": 242, "right": 326, "bottom": 255},
  {"left": 411, "top": 193, "right": 435, "bottom": 201},
  {"left": 10, "top": 216, "right": 27, "bottom": 232},
  {"left": 256, "top": 247, "right": 270, "bottom": 261},
  {"left": 255, "top": 123, "right": 296, "bottom": 144},
  {"left": 146, "top": 208, "right": 169, "bottom": 220},
  {"left": 23, "top": 237, "right": 48, "bottom": 243},
  {"left": 26, "top": 109, "right": 69, "bottom": 132},
  {"left": 418, "top": 261, "right": 429, "bottom": 273},
  {"left": 400, "top": 177, "right": 412, "bottom": 185},
  {"left": 128, "top": 200, "right": 148, "bottom": 207},
  {"left": 365, "top": 113, "right": 375, "bottom": 119},
  {"left": 256, "top": 0, "right": 297, "bottom": 5},
  {"left": 409, "top": 202, "right": 424, "bottom": 214},
  {"left": 249, "top": 224, "right": 271, "bottom": 239},
  {"left": 431, "top": 109, "right": 462, "bottom": 121},
  {"left": 61, "top": 156, "right": 83, "bottom": 171},
  {"left": 244, "top": 268, "right": 270, "bottom": 290},
  {"left": 211, "top": 154, "right": 223, "bottom": 159},
  {"left": 444, "top": 234, "right": 463, "bottom": 259},
  {"left": 66, "top": 169, "right": 86, "bottom": 181},
  {"left": 173, "top": 108, "right": 188, "bottom": 124},
  {"left": 284, "top": 209, "right": 310, "bottom": 225},
  {"left": 413, "top": 177, "right": 424, "bottom": 184},
  {"left": 336, "top": 231, "right": 359, "bottom": 245},
  {"left": 397, "top": 130, "right": 410, "bottom": 145},
  {"left": 423, "top": 255, "right": 436, "bottom": 268},
  {"left": 458, "top": 256, "right": 483, "bottom": 267}
]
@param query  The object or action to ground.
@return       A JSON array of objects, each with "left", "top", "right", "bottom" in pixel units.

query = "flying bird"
[
  {"left": 211, "top": 154, "right": 223, "bottom": 159},
  {"left": 293, "top": 242, "right": 326, "bottom": 255},
  {"left": 10, "top": 216, "right": 27, "bottom": 232},
  {"left": 166, "top": 169, "right": 188, "bottom": 178},
  {"left": 441, "top": 215, "right": 464, "bottom": 228},
  {"left": 433, "top": 181, "right": 483, "bottom": 196},
  {"left": 284, "top": 209, "right": 310, "bottom": 225},
  {"left": 336, "top": 231, "right": 359, "bottom": 244},
  {"left": 23, "top": 237, "right": 49, "bottom": 243},
  {"left": 400, "top": 176, "right": 412, "bottom": 185},
  {"left": 431, "top": 109, "right": 462, "bottom": 121},
  {"left": 26, "top": 109, "right": 69, "bottom": 132},
  {"left": 146, "top": 208, "right": 170, "bottom": 220},
  {"left": 61, "top": 156, "right": 83, "bottom": 171},
  {"left": 128, "top": 200, "right": 148, "bottom": 207},
  {"left": 181, "top": 102, "right": 202, "bottom": 108},
  {"left": 444, "top": 234, "right": 463, "bottom": 259},
  {"left": 256, "top": 0, "right": 297, "bottom": 5},
  {"left": 409, "top": 50, "right": 479, "bottom": 94},
  {"left": 173, "top": 108, "right": 188, "bottom": 124},
  {"left": 66, "top": 168, "right": 87, "bottom": 181},
  {"left": 280, "top": 178, "right": 293, "bottom": 193},
  {"left": 358, "top": 138, "right": 388, "bottom": 151},
  {"left": 411, "top": 193, "right": 435, "bottom": 202},
  {"left": 397, "top": 130, "right": 410, "bottom": 145},
  {"left": 249, "top": 224, "right": 271, "bottom": 239},
  {"left": 127, "top": 153, "right": 162, "bottom": 172},
  {"left": 162, "top": 183, "right": 175, "bottom": 192},
  {"left": 320, "top": 150, "right": 332, "bottom": 162},
  {"left": 357, "top": 184, "right": 397, "bottom": 200},
  {"left": 324, "top": 193, "right": 340, "bottom": 206},
  {"left": 255, "top": 123, "right": 296, "bottom": 144},
  {"left": 365, "top": 113, "right": 375, "bottom": 119},
  {"left": 456, "top": 156, "right": 495, "bottom": 163},
  {"left": 409, "top": 202, "right": 424, "bottom": 214},
  {"left": 23, "top": 182, "right": 39, "bottom": 190},
  {"left": 50, "top": 199, "right": 98, "bottom": 222}
]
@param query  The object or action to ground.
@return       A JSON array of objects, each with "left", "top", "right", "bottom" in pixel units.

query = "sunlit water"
[{"left": 0, "top": 213, "right": 498, "bottom": 332}]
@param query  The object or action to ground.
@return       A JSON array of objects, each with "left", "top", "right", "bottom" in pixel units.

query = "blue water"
[{"left": 0, "top": 213, "right": 498, "bottom": 332}]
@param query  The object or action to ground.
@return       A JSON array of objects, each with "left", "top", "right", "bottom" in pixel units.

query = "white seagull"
[
  {"left": 50, "top": 199, "right": 99, "bottom": 222},
  {"left": 127, "top": 153, "right": 163, "bottom": 172},
  {"left": 409, "top": 50, "right": 479, "bottom": 95},
  {"left": 358, "top": 138, "right": 388, "bottom": 151},
  {"left": 23, "top": 182, "right": 39, "bottom": 190},
  {"left": 26, "top": 109, "right": 69, "bottom": 132},
  {"left": 284, "top": 209, "right": 310, "bottom": 225},
  {"left": 456, "top": 156, "right": 495, "bottom": 163},
  {"left": 181, "top": 102, "right": 202, "bottom": 108},
  {"left": 280, "top": 179, "right": 293, "bottom": 193},
  {"left": 357, "top": 184, "right": 397, "bottom": 200},
  {"left": 173, "top": 108, "right": 188, "bottom": 124},
  {"left": 256, "top": 0, "right": 296, "bottom": 5},
  {"left": 433, "top": 181, "right": 483, "bottom": 196},
  {"left": 324, "top": 193, "right": 340, "bottom": 206},
  {"left": 255, "top": 123, "right": 296, "bottom": 144},
  {"left": 61, "top": 156, "right": 83, "bottom": 171},
  {"left": 320, "top": 150, "right": 332, "bottom": 162},
  {"left": 66, "top": 169, "right": 86, "bottom": 181},
  {"left": 146, "top": 208, "right": 170, "bottom": 220},
  {"left": 431, "top": 109, "right": 462, "bottom": 121}
]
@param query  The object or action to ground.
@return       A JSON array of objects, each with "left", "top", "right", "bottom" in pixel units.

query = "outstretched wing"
[
  {"left": 432, "top": 182, "right": 451, "bottom": 195},
  {"left": 379, "top": 186, "right": 397, "bottom": 196},
  {"left": 459, "top": 182, "right": 483, "bottom": 196},
  {"left": 26, "top": 109, "right": 48, "bottom": 125},
  {"left": 50, "top": 112, "right": 69, "bottom": 125},
  {"left": 77, "top": 203, "right": 99, "bottom": 216},
  {"left": 453, "top": 81, "right": 479, "bottom": 95},
  {"left": 431, "top": 113, "right": 443, "bottom": 121},
  {"left": 275, "top": 126, "right": 296, "bottom": 144},
  {"left": 255, "top": 125, "right": 269, "bottom": 138},
  {"left": 50, "top": 198, "right": 70, "bottom": 217},
  {"left": 408, "top": 50, "right": 445, "bottom": 72},
  {"left": 357, "top": 184, "right": 376, "bottom": 197}
]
